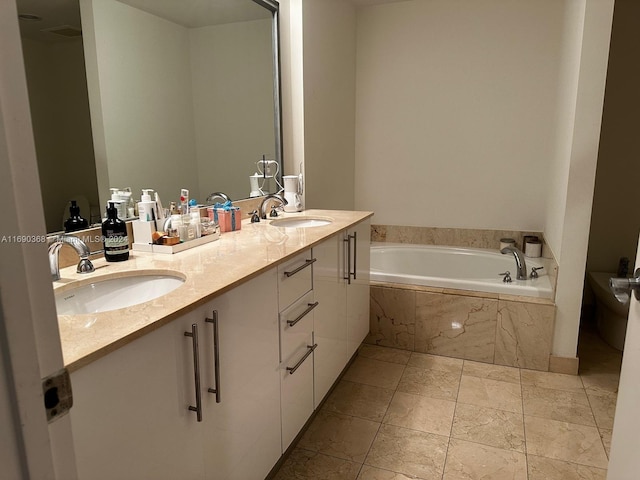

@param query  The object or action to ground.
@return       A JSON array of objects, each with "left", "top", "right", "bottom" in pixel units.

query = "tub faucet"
[
  {"left": 48, "top": 234, "right": 95, "bottom": 281},
  {"left": 260, "top": 194, "right": 288, "bottom": 219},
  {"left": 500, "top": 246, "right": 527, "bottom": 280}
]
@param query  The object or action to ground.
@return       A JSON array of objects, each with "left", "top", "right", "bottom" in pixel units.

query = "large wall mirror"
[{"left": 18, "top": 0, "right": 282, "bottom": 233}]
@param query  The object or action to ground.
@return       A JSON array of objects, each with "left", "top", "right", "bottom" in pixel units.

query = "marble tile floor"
[{"left": 273, "top": 329, "right": 622, "bottom": 480}]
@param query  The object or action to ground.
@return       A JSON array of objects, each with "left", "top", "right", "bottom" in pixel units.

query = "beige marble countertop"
[{"left": 54, "top": 209, "right": 373, "bottom": 372}]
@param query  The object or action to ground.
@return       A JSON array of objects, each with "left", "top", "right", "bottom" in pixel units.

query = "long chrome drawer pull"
[
  {"left": 287, "top": 302, "right": 319, "bottom": 327},
  {"left": 284, "top": 258, "right": 316, "bottom": 277},
  {"left": 351, "top": 231, "right": 358, "bottom": 280},
  {"left": 184, "top": 324, "right": 203, "bottom": 422},
  {"left": 205, "top": 311, "right": 221, "bottom": 403},
  {"left": 286, "top": 344, "right": 318, "bottom": 375},
  {"left": 344, "top": 236, "right": 351, "bottom": 284}
]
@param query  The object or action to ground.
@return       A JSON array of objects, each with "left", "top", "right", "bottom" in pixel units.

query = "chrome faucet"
[
  {"left": 48, "top": 234, "right": 95, "bottom": 281},
  {"left": 500, "top": 246, "right": 527, "bottom": 280},
  {"left": 205, "top": 192, "right": 231, "bottom": 205},
  {"left": 260, "top": 194, "right": 288, "bottom": 219}
]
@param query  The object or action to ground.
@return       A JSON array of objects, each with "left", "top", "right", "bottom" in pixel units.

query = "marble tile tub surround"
[
  {"left": 52, "top": 209, "right": 373, "bottom": 371},
  {"left": 367, "top": 285, "right": 555, "bottom": 371},
  {"left": 371, "top": 224, "right": 559, "bottom": 293},
  {"left": 372, "top": 224, "right": 545, "bottom": 253},
  {"left": 273, "top": 341, "right": 614, "bottom": 479}
]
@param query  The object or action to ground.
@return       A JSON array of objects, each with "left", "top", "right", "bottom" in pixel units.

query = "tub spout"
[{"left": 500, "top": 246, "right": 527, "bottom": 280}]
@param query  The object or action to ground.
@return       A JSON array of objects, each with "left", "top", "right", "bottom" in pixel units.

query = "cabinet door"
[
  {"left": 70, "top": 311, "right": 206, "bottom": 480},
  {"left": 201, "top": 269, "right": 282, "bottom": 480},
  {"left": 346, "top": 219, "right": 371, "bottom": 357},
  {"left": 312, "top": 234, "right": 348, "bottom": 408},
  {"left": 280, "top": 333, "right": 315, "bottom": 451}
]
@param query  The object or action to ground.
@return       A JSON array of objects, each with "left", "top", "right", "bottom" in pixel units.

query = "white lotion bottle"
[{"left": 137, "top": 189, "right": 156, "bottom": 222}]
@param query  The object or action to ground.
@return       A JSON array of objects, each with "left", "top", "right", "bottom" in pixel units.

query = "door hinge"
[{"left": 42, "top": 368, "right": 73, "bottom": 423}]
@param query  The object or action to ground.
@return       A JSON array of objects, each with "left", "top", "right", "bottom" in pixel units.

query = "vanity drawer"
[
  {"left": 277, "top": 249, "right": 314, "bottom": 308},
  {"left": 280, "top": 291, "right": 316, "bottom": 362}
]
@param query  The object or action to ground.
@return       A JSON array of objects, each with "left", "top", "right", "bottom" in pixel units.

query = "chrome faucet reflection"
[
  {"left": 500, "top": 246, "right": 527, "bottom": 280},
  {"left": 205, "top": 192, "right": 231, "bottom": 206},
  {"left": 260, "top": 194, "right": 288, "bottom": 220},
  {"left": 48, "top": 234, "right": 95, "bottom": 281}
]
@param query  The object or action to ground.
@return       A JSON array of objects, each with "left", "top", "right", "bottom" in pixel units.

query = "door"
[
  {"left": 1, "top": 1, "right": 78, "bottom": 478},
  {"left": 607, "top": 235, "right": 640, "bottom": 478}
]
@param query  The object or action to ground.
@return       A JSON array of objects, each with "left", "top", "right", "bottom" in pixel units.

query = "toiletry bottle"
[
  {"left": 109, "top": 188, "right": 127, "bottom": 219},
  {"left": 190, "top": 212, "right": 202, "bottom": 239},
  {"left": 180, "top": 188, "right": 189, "bottom": 214},
  {"left": 64, "top": 200, "right": 89, "bottom": 232},
  {"left": 154, "top": 191, "right": 166, "bottom": 223},
  {"left": 138, "top": 189, "right": 156, "bottom": 222},
  {"left": 102, "top": 202, "right": 129, "bottom": 262}
]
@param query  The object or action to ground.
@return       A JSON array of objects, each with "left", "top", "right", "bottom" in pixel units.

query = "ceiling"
[{"left": 16, "top": 0, "right": 271, "bottom": 43}]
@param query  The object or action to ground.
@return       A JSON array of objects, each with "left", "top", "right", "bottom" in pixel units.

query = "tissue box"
[{"left": 208, "top": 206, "right": 242, "bottom": 232}]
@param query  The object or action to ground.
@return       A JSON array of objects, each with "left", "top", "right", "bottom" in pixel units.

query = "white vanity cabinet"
[
  {"left": 346, "top": 219, "right": 371, "bottom": 358},
  {"left": 70, "top": 308, "right": 207, "bottom": 480},
  {"left": 67, "top": 214, "right": 372, "bottom": 480},
  {"left": 70, "top": 269, "right": 281, "bottom": 480},
  {"left": 200, "top": 268, "right": 281, "bottom": 480},
  {"left": 312, "top": 233, "right": 348, "bottom": 408},
  {"left": 312, "top": 219, "right": 371, "bottom": 407},
  {"left": 277, "top": 251, "right": 316, "bottom": 451}
]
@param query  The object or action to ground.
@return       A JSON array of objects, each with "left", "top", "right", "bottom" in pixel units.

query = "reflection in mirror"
[{"left": 17, "top": 0, "right": 282, "bottom": 233}]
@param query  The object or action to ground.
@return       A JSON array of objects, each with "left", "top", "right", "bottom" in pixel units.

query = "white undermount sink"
[
  {"left": 55, "top": 272, "right": 185, "bottom": 315},
  {"left": 269, "top": 216, "right": 333, "bottom": 228}
]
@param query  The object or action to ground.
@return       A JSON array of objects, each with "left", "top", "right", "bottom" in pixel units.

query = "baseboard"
[{"left": 549, "top": 354, "right": 580, "bottom": 375}]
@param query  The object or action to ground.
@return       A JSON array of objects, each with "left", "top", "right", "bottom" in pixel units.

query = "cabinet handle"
[
  {"left": 287, "top": 302, "right": 319, "bottom": 327},
  {"left": 351, "top": 231, "right": 357, "bottom": 281},
  {"left": 284, "top": 258, "right": 316, "bottom": 277},
  {"left": 343, "top": 236, "right": 350, "bottom": 284},
  {"left": 205, "top": 311, "right": 221, "bottom": 403},
  {"left": 184, "top": 324, "right": 203, "bottom": 422},
  {"left": 286, "top": 344, "right": 317, "bottom": 375}
]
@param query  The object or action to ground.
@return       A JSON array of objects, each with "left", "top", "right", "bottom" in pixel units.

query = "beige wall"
[
  {"left": 292, "top": 0, "right": 612, "bottom": 358},
  {"left": 190, "top": 19, "right": 275, "bottom": 201},
  {"left": 354, "top": 0, "right": 571, "bottom": 232},
  {"left": 586, "top": 0, "right": 640, "bottom": 275},
  {"left": 302, "top": 0, "right": 357, "bottom": 210},
  {"left": 550, "top": 0, "right": 613, "bottom": 357},
  {"left": 21, "top": 38, "right": 99, "bottom": 232},
  {"left": 81, "top": 0, "right": 199, "bottom": 208}
]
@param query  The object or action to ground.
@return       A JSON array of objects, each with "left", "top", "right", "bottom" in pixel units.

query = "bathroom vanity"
[{"left": 56, "top": 209, "right": 372, "bottom": 480}]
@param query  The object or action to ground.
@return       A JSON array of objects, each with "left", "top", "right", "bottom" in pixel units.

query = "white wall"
[
  {"left": 81, "top": 0, "right": 199, "bottom": 209},
  {"left": 190, "top": 19, "right": 274, "bottom": 201},
  {"left": 302, "top": 0, "right": 357, "bottom": 210},
  {"left": 354, "top": 0, "right": 571, "bottom": 231},
  {"left": 21, "top": 38, "right": 99, "bottom": 232},
  {"left": 549, "top": 0, "right": 613, "bottom": 358}
]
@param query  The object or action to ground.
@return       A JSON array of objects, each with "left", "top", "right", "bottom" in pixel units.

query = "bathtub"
[{"left": 370, "top": 243, "right": 553, "bottom": 299}]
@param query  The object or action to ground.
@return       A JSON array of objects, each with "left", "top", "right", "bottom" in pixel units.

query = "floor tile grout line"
[
  {"left": 438, "top": 357, "right": 467, "bottom": 479},
  {"left": 518, "top": 366, "right": 530, "bottom": 479},
  {"left": 580, "top": 372, "right": 612, "bottom": 461},
  {"left": 356, "top": 359, "right": 409, "bottom": 478}
]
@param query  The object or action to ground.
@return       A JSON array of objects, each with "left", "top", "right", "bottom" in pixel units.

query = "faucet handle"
[
  {"left": 249, "top": 210, "right": 260, "bottom": 223},
  {"left": 77, "top": 258, "right": 95, "bottom": 274},
  {"left": 530, "top": 266, "right": 544, "bottom": 279},
  {"left": 499, "top": 271, "right": 512, "bottom": 283}
]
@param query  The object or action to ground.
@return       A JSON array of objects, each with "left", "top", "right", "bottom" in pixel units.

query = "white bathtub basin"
[
  {"left": 269, "top": 216, "right": 333, "bottom": 228},
  {"left": 55, "top": 272, "right": 185, "bottom": 315}
]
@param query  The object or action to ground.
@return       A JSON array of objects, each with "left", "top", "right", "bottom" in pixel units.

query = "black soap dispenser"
[
  {"left": 64, "top": 200, "right": 89, "bottom": 233},
  {"left": 102, "top": 202, "right": 129, "bottom": 262}
]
